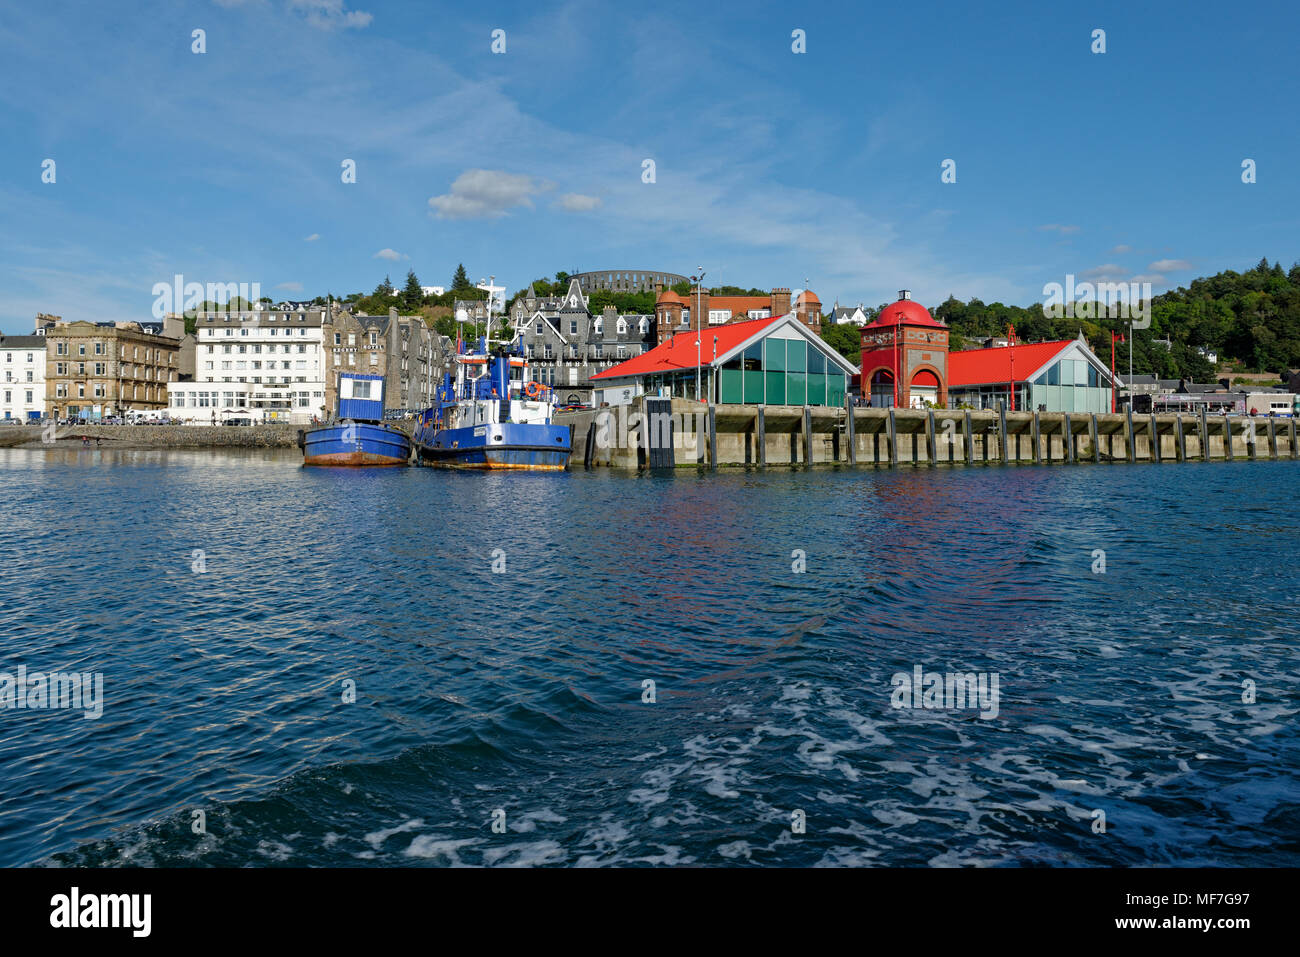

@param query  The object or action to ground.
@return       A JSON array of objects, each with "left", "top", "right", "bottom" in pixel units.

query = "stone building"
[
  {"left": 323, "top": 306, "right": 451, "bottom": 415},
  {"left": 573, "top": 269, "right": 688, "bottom": 294},
  {"left": 0, "top": 333, "right": 47, "bottom": 421},
  {"left": 42, "top": 315, "right": 182, "bottom": 420}
]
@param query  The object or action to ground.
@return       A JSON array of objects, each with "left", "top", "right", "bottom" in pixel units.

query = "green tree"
[
  {"left": 452, "top": 264, "right": 472, "bottom": 291},
  {"left": 401, "top": 269, "right": 423, "bottom": 311},
  {"left": 819, "top": 321, "right": 862, "bottom": 361}
]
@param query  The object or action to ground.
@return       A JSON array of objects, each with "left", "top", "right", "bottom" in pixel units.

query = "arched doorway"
[
  {"left": 910, "top": 369, "right": 940, "bottom": 408},
  {"left": 870, "top": 369, "right": 895, "bottom": 408}
]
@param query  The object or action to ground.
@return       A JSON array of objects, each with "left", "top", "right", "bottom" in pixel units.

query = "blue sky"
[{"left": 1, "top": 0, "right": 1297, "bottom": 332}]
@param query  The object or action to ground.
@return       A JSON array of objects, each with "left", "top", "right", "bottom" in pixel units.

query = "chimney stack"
[{"left": 771, "top": 287, "right": 792, "bottom": 316}]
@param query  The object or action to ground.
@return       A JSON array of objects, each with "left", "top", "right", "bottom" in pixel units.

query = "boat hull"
[
  {"left": 414, "top": 422, "right": 571, "bottom": 471},
  {"left": 302, "top": 422, "right": 411, "bottom": 467}
]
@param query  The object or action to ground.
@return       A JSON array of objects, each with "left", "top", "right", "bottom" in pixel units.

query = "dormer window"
[
  {"left": 593, "top": 319, "right": 602, "bottom": 336},
  {"left": 616, "top": 319, "right": 627, "bottom": 335}
]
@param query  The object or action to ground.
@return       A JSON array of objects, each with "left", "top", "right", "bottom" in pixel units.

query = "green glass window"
[
  {"left": 787, "top": 340, "right": 806, "bottom": 373},
  {"left": 720, "top": 369, "right": 744, "bottom": 404},
  {"left": 787, "top": 372, "right": 806, "bottom": 405},
  {"left": 806, "top": 372, "right": 826, "bottom": 405},
  {"left": 766, "top": 339, "right": 786, "bottom": 371},
  {"left": 808, "top": 348, "right": 825, "bottom": 375},
  {"left": 765, "top": 370, "right": 786, "bottom": 404},
  {"left": 827, "top": 371, "right": 845, "bottom": 407},
  {"left": 744, "top": 369, "right": 765, "bottom": 403}
]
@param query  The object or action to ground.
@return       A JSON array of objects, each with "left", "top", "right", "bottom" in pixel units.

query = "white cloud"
[
  {"left": 287, "top": 0, "right": 372, "bottom": 30},
  {"left": 428, "top": 169, "right": 551, "bottom": 219},
  {"left": 373, "top": 248, "right": 406, "bottom": 261},
  {"left": 276, "top": 281, "right": 304, "bottom": 292},
  {"left": 1080, "top": 264, "right": 1127, "bottom": 282},
  {"left": 555, "top": 193, "right": 601, "bottom": 212},
  {"left": 1148, "top": 259, "right": 1191, "bottom": 272},
  {"left": 1037, "top": 224, "right": 1080, "bottom": 234},
  {"left": 303, "top": 233, "right": 320, "bottom": 241},
  {"left": 1109, "top": 244, "right": 1132, "bottom": 254},
  {"left": 1130, "top": 274, "right": 1166, "bottom": 285}
]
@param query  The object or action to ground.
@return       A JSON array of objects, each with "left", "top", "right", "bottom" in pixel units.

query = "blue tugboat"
[
  {"left": 300, "top": 373, "right": 411, "bottom": 467},
  {"left": 414, "top": 325, "right": 571, "bottom": 471}
]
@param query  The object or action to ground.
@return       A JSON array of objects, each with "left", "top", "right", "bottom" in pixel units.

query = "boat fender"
[{"left": 296, "top": 429, "right": 305, "bottom": 450}]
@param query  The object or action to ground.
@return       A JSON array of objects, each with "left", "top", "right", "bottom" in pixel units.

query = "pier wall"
[
  {"left": 558, "top": 398, "right": 1300, "bottom": 469},
  {"left": 0, "top": 424, "right": 305, "bottom": 449}
]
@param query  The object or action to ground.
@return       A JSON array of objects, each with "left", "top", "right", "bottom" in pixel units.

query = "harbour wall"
[
  {"left": 558, "top": 398, "right": 1300, "bottom": 469},
  {"left": 0, "top": 424, "right": 305, "bottom": 449}
]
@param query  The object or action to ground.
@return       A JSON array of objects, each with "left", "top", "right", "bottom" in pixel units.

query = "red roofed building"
[
  {"left": 947, "top": 333, "right": 1119, "bottom": 412},
  {"left": 860, "top": 290, "right": 950, "bottom": 408},
  {"left": 591, "top": 312, "right": 857, "bottom": 406},
  {"left": 655, "top": 286, "right": 821, "bottom": 341}
]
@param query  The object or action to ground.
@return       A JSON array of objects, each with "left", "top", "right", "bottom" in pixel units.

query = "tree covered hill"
[{"left": 817, "top": 259, "right": 1300, "bottom": 382}]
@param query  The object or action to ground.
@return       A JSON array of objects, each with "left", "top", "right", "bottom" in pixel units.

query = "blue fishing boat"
[
  {"left": 414, "top": 346, "right": 571, "bottom": 472},
  {"left": 300, "top": 373, "right": 411, "bottom": 467}
]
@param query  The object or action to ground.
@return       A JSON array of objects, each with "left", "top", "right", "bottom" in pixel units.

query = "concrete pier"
[{"left": 558, "top": 398, "right": 1300, "bottom": 469}]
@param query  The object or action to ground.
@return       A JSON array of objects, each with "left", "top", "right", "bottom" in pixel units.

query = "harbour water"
[{"left": 0, "top": 447, "right": 1296, "bottom": 867}]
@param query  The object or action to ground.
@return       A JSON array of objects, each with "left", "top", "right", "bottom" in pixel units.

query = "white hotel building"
[
  {"left": 169, "top": 306, "right": 328, "bottom": 424},
  {"left": 0, "top": 335, "right": 47, "bottom": 422}
]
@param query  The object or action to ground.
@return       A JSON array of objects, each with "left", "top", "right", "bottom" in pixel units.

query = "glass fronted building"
[
  {"left": 591, "top": 313, "right": 857, "bottom": 407},
  {"left": 947, "top": 336, "right": 1117, "bottom": 413}
]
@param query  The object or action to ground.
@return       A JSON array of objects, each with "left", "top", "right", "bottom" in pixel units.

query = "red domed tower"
[{"left": 860, "top": 290, "right": 948, "bottom": 408}]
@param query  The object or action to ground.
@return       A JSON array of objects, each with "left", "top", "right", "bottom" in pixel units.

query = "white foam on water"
[
  {"left": 363, "top": 817, "right": 426, "bottom": 849},
  {"left": 717, "top": 840, "right": 752, "bottom": 860},
  {"left": 481, "top": 840, "right": 566, "bottom": 867},
  {"left": 512, "top": 808, "right": 567, "bottom": 833},
  {"left": 403, "top": 836, "right": 479, "bottom": 864}
]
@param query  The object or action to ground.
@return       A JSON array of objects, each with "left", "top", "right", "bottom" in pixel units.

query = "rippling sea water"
[{"left": 0, "top": 447, "right": 1296, "bottom": 867}]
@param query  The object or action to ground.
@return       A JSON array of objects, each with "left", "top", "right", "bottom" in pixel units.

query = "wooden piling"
[
  {"left": 1223, "top": 413, "right": 1234, "bottom": 461},
  {"left": 887, "top": 408, "right": 898, "bottom": 467},
  {"left": 998, "top": 402, "right": 1009, "bottom": 464},
  {"left": 756, "top": 405, "right": 766, "bottom": 468},
  {"left": 926, "top": 410, "right": 937, "bottom": 467},
  {"left": 1268, "top": 417, "right": 1278, "bottom": 460},
  {"left": 1064, "top": 414, "right": 1074, "bottom": 464},
  {"left": 1149, "top": 414, "right": 1160, "bottom": 463},
  {"left": 1291, "top": 418, "right": 1298, "bottom": 460},
  {"left": 1201, "top": 407, "right": 1210, "bottom": 462},
  {"left": 964, "top": 410, "right": 974, "bottom": 464},
  {"left": 845, "top": 398, "right": 856, "bottom": 466},
  {"left": 708, "top": 404, "right": 717, "bottom": 470},
  {"left": 1090, "top": 414, "right": 1100, "bottom": 463},
  {"left": 1032, "top": 412, "right": 1041, "bottom": 464},
  {"left": 803, "top": 406, "right": 812, "bottom": 465},
  {"left": 1125, "top": 408, "right": 1136, "bottom": 463},
  {"left": 1175, "top": 414, "right": 1186, "bottom": 462}
]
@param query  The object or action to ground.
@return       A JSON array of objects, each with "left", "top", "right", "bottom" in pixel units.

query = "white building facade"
[
  {"left": 0, "top": 335, "right": 47, "bottom": 422},
  {"left": 183, "top": 307, "right": 328, "bottom": 423}
]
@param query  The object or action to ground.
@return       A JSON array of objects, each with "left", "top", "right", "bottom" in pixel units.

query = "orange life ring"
[{"left": 525, "top": 381, "right": 543, "bottom": 399}]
